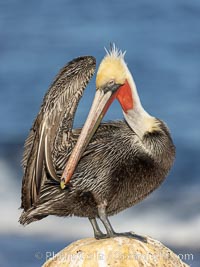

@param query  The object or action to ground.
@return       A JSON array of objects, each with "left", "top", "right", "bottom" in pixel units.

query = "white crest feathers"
[{"left": 104, "top": 43, "right": 126, "bottom": 60}]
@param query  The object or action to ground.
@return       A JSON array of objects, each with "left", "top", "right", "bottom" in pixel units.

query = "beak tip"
[{"left": 60, "top": 179, "right": 66, "bottom": 190}]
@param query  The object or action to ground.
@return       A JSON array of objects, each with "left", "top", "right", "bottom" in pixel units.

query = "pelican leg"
[
  {"left": 89, "top": 217, "right": 107, "bottom": 239},
  {"left": 98, "top": 205, "right": 147, "bottom": 243},
  {"left": 98, "top": 205, "right": 115, "bottom": 237}
]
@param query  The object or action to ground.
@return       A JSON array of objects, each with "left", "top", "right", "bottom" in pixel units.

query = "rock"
[{"left": 43, "top": 236, "right": 189, "bottom": 267}]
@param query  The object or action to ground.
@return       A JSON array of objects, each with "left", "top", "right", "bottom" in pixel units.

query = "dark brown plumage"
[
  {"left": 21, "top": 56, "right": 95, "bottom": 211},
  {"left": 20, "top": 49, "right": 175, "bottom": 240}
]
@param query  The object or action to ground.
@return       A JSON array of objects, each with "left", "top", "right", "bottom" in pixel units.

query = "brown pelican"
[{"left": 20, "top": 46, "right": 175, "bottom": 241}]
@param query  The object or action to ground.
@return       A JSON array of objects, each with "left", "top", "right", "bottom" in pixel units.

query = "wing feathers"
[
  {"left": 35, "top": 123, "right": 46, "bottom": 193},
  {"left": 44, "top": 135, "right": 59, "bottom": 181},
  {"left": 21, "top": 56, "right": 96, "bottom": 210}
]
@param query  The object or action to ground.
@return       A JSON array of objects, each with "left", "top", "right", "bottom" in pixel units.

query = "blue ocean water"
[{"left": 0, "top": 1, "right": 200, "bottom": 266}]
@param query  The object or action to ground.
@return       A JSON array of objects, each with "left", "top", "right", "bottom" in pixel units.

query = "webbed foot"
[
  {"left": 94, "top": 233, "right": 108, "bottom": 239},
  {"left": 108, "top": 231, "right": 147, "bottom": 243}
]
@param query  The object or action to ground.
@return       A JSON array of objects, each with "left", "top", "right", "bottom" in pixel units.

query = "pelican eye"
[
  {"left": 102, "top": 80, "right": 121, "bottom": 93},
  {"left": 107, "top": 79, "right": 115, "bottom": 87}
]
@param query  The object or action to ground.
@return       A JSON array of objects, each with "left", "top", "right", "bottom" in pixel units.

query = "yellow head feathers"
[{"left": 96, "top": 45, "right": 127, "bottom": 89}]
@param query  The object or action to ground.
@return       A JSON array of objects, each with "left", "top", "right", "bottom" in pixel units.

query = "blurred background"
[{"left": 0, "top": 0, "right": 200, "bottom": 266}]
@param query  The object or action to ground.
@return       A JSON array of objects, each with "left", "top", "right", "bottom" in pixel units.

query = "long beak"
[{"left": 60, "top": 88, "right": 115, "bottom": 189}]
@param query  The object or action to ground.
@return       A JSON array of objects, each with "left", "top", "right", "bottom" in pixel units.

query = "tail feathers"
[{"left": 19, "top": 210, "right": 47, "bottom": 225}]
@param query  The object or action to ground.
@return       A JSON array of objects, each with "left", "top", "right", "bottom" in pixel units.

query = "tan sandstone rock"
[{"left": 43, "top": 236, "right": 189, "bottom": 267}]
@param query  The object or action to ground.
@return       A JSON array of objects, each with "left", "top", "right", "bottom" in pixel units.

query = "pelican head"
[
  {"left": 96, "top": 47, "right": 127, "bottom": 90},
  {"left": 61, "top": 45, "right": 146, "bottom": 188},
  {"left": 95, "top": 45, "right": 142, "bottom": 114}
]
